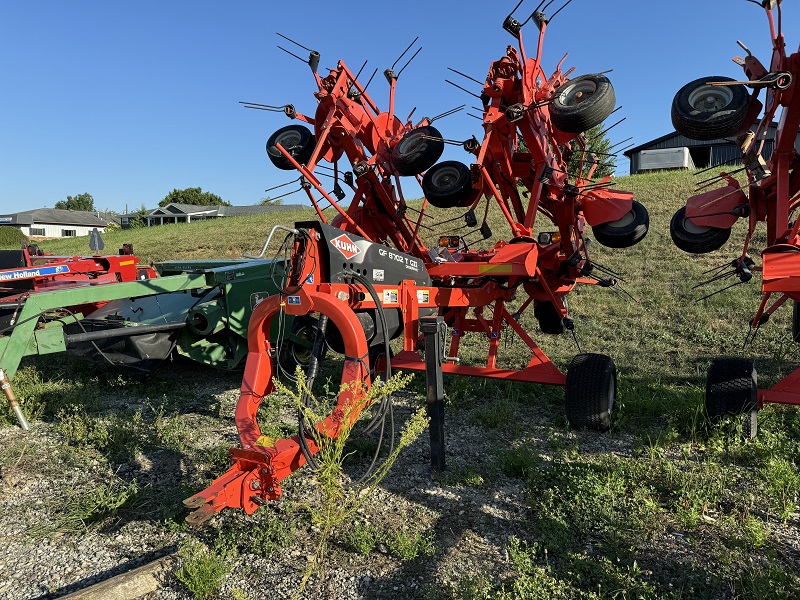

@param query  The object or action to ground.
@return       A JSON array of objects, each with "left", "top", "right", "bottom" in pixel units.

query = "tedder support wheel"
[
  {"left": 565, "top": 353, "right": 616, "bottom": 431},
  {"left": 422, "top": 160, "right": 476, "bottom": 208},
  {"left": 671, "top": 76, "right": 750, "bottom": 141},
  {"left": 266, "top": 124, "right": 316, "bottom": 170},
  {"left": 550, "top": 74, "right": 616, "bottom": 134},
  {"left": 706, "top": 357, "right": 758, "bottom": 440},
  {"left": 391, "top": 125, "right": 445, "bottom": 176},
  {"left": 670, "top": 206, "right": 731, "bottom": 254},
  {"left": 277, "top": 316, "right": 325, "bottom": 377},
  {"left": 592, "top": 201, "right": 650, "bottom": 249},
  {"left": 534, "top": 300, "right": 565, "bottom": 335}
]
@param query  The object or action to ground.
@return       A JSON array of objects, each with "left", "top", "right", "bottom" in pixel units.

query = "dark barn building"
[{"left": 623, "top": 122, "right": 800, "bottom": 175}]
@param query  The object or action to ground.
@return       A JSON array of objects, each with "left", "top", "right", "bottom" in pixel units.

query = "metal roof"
[
  {"left": 624, "top": 122, "right": 780, "bottom": 158},
  {"left": 121, "top": 203, "right": 310, "bottom": 218},
  {"left": 0, "top": 208, "right": 119, "bottom": 226}
]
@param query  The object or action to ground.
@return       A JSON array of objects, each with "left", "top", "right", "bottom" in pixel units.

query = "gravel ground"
[{"left": 1, "top": 360, "right": 798, "bottom": 600}]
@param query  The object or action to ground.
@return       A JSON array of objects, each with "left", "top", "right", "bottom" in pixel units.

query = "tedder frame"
[{"left": 184, "top": 0, "right": 648, "bottom": 524}]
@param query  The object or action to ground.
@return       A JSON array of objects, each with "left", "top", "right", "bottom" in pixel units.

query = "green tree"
[
  {"left": 516, "top": 124, "right": 615, "bottom": 180},
  {"left": 55, "top": 193, "right": 95, "bottom": 212},
  {"left": 128, "top": 203, "right": 149, "bottom": 229},
  {"left": 158, "top": 187, "right": 230, "bottom": 207},
  {"left": 564, "top": 124, "right": 614, "bottom": 180},
  {"left": 260, "top": 196, "right": 283, "bottom": 206}
]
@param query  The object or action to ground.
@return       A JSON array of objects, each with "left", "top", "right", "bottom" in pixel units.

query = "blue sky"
[{"left": 1, "top": 0, "right": 797, "bottom": 215}]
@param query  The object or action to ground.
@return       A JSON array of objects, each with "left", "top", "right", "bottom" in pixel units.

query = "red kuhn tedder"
[
  {"left": 669, "top": 0, "right": 800, "bottom": 436},
  {"left": 184, "top": 0, "right": 649, "bottom": 524}
]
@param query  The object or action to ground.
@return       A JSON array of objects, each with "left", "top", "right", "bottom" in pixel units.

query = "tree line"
[{"left": 53, "top": 188, "right": 283, "bottom": 218}]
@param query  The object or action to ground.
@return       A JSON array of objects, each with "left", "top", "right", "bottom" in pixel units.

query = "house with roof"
[
  {"left": 0, "top": 208, "right": 120, "bottom": 239},
  {"left": 624, "top": 122, "right": 800, "bottom": 175},
  {"left": 119, "top": 203, "right": 308, "bottom": 228}
]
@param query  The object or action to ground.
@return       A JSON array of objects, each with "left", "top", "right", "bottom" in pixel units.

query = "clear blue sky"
[{"left": 1, "top": 0, "right": 797, "bottom": 215}]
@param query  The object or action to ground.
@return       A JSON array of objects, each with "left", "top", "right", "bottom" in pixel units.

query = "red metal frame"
[
  {"left": 677, "top": 2, "right": 800, "bottom": 408},
  {"left": 185, "top": 6, "right": 644, "bottom": 523},
  {"left": 0, "top": 244, "right": 157, "bottom": 317}
]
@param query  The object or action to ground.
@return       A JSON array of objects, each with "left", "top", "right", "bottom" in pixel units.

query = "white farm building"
[{"left": 0, "top": 209, "right": 119, "bottom": 239}]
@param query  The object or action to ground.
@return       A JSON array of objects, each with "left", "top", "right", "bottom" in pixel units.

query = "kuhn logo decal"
[{"left": 331, "top": 234, "right": 362, "bottom": 260}]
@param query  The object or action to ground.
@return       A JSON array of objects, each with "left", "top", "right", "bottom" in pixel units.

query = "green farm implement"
[{"left": 0, "top": 248, "right": 301, "bottom": 430}]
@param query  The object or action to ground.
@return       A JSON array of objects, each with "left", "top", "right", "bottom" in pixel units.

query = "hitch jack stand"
[
  {"left": 1, "top": 369, "right": 29, "bottom": 431},
  {"left": 421, "top": 316, "right": 446, "bottom": 472}
]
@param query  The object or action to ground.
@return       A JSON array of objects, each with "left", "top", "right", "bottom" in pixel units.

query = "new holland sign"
[{"left": 0, "top": 265, "right": 70, "bottom": 282}]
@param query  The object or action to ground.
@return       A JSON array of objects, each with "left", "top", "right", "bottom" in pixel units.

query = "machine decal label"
[
  {"left": 250, "top": 292, "right": 268, "bottom": 310},
  {"left": 383, "top": 289, "right": 398, "bottom": 304},
  {"left": 330, "top": 234, "right": 362, "bottom": 260},
  {"left": 372, "top": 269, "right": 384, "bottom": 282},
  {"left": 417, "top": 290, "right": 429, "bottom": 304},
  {"left": 377, "top": 247, "right": 420, "bottom": 272},
  {"left": 0, "top": 265, "right": 70, "bottom": 281},
  {"left": 288, "top": 296, "right": 302, "bottom": 305},
  {"left": 119, "top": 260, "right": 135, "bottom": 267},
  {"left": 306, "top": 274, "right": 314, "bottom": 284},
  {"left": 478, "top": 264, "right": 514, "bottom": 274}
]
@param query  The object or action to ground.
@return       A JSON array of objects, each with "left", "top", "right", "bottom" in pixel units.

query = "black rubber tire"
[
  {"left": 592, "top": 201, "right": 650, "bottom": 249},
  {"left": 368, "top": 345, "right": 393, "bottom": 381},
  {"left": 534, "top": 300, "right": 565, "bottom": 335},
  {"left": 266, "top": 124, "right": 316, "bottom": 170},
  {"left": 391, "top": 125, "right": 445, "bottom": 176},
  {"left": 671, "top": 76, "right": 750, "bottom": 140},
  {"left": 277, "top": 316, "right": 324, "bottom": 376},
  {"left": 564, "top": 353, "right": 616, "bottom": 431},
  {"left": 550, "top": 74, "right": 616, "bottom": 134},
  {"left": 706, "top": 357, "right": 758, "bottom": 440},
  {"left": 670, "top": 206, "right": 731, "bottom": 254},
  {"left": 422, "top": 161, "right": 475, "bottom": 208},
  {"left": 793, "top": 301, "right": 800, "bottom": 343}
]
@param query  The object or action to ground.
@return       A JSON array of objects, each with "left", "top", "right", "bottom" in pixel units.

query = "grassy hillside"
[
  {"left": 37, "top": 208, "right": 321, "bottom": 263},
  {"left": 6, "top": 170, "right": 799, "bottom": 598},
  {"left": 37, "top": 170, "right": 789, "bottom": 391},
  {"left": 0, "top": 225, "right": 27, "bottom": 249}
]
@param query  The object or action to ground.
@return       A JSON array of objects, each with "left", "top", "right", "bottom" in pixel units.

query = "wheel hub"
[
  {"left": 433, "top": 167, "right": 459, "bottom": 187},
  {"left": 559, "top": 80, "right": 597, "bottom": 106},
  {"left": 605, "top": 210, "right": 635, "bottom": 229},
  {"left": 276, "top": 131, "right": 302, "bottom": 151},
  {"left": 682, "top": 215, "right": 712, "bottom": 235},
  {"left": 688, "top": 85, "right": 733, "bottom": 113}
]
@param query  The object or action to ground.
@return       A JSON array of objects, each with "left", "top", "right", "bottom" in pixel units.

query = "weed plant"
[
  {"left": 273, "top": 369, "right": 428, "bottom": 594},
  {"left": 176, "top": 538, "right": 230, "bottom": 600}
]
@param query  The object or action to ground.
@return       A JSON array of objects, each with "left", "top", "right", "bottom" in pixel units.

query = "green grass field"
[{"left": 4, "top": 169, "right": 800, "bottom": 598}]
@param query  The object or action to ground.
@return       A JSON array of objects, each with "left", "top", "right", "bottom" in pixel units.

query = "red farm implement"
[
  {"left": 0, "top": 234, "right": 158, "bottom": 335},
  {"left": 184, "top": 0, "right": 649, "bottom": 524},
  {"left": 0, "top": 234, "right": 156, "bottom": 429},
  {"left": 0, "top": 238, "right": 153, "bottom": 300},
  {"left": 669, "top": 0, "right": 800, "bottom": 436}
]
